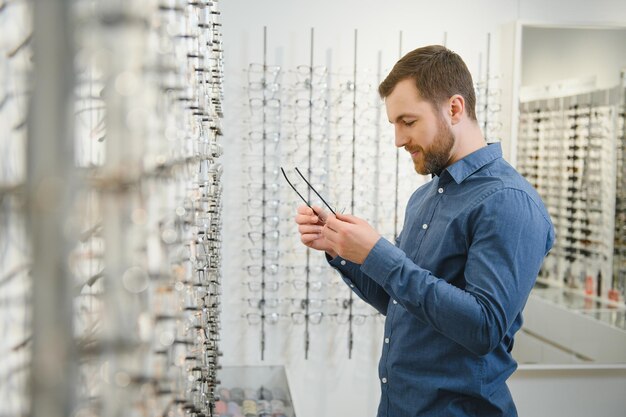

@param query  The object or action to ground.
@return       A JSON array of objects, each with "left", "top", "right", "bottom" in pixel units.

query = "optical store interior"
[{"left": 2, "top": 1, "right": 626, "bottom": 417}]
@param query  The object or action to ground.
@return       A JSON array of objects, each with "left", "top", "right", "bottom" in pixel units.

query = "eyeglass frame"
[{"left": 280, "top": 167, "right": 336, "bottom": 218}]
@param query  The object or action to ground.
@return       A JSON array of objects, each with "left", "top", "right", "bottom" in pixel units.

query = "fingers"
[
  {"left": 296, "top": 204, "right": 325, "bottom": 215},
  {"left": 321, "top": 225, "right": 337, "bottom": 245},
  {"left": 312, "top": 206, "right": 328, "bottom": 223},
  {"left": 300, "top": 230, "right": 333, "bottom": 254},
  {"left": 295, "top": 205, "right": 317, "bottom": 225},
  {"left": 323, "top": 214, "right": 358, "bottom": 246},
  {"left": 300, "top": 232, "right": 323, "bottom": 245},
  {"left": 296, "top": 205, "right": 314, "bottom": 215},
  {"left": 335, "top": 212, "right": 359, "bottom": 224},
  {"left": 295, "top": 205, "right": 326, "bottom": 225},
  {"left": 323, "top": 214, "right": 339, "bottom": 233},
  {"left": 298, "top": 224, "right": 323, "bottom": 235},
  {"left": 295, "top": 213, "right": 318, "bottom": 226},
  {"left": 294, "top": 205, "right": 335, "bottom": 253}
]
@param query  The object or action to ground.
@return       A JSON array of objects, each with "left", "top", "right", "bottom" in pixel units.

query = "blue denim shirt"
[{"left": 329, "top": 143, "right": 554, "bottom": 417}]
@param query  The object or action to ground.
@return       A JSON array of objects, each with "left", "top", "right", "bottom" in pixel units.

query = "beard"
[{"left": 410, "top": 115, "right": 455, "bottom": 176}]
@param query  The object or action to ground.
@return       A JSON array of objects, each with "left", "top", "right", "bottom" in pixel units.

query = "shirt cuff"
[
  {"left": 326, "top": 253, "right": 362, "bottom": 290},
  {"left": 361, "top": 237, "right": 405, "bottom": 286},
  {"left": 327, "top": 252, "right": 359, "bottom": 271}
]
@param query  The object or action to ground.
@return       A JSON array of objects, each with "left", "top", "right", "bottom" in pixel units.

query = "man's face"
[{"left": 384, "top": 78, "right": 455, "bottom": 175}]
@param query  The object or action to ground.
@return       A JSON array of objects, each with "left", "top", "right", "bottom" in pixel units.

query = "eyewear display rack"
[
  {"left": 0, "top": 1, "right": 226, "bottom": 417},
  {"left": 476, "top": 32, "right": 503, "bottom": 144},
  {"left": 240, "top": 27, "right": 396, "bottom": 361},
  {"left": 517, "top": 81, "right": 626, "bottom": 307}
]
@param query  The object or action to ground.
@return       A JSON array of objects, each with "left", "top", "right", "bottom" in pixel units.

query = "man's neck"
[{"left": 449, "top": 121, "right": 487, "bottom": 165}]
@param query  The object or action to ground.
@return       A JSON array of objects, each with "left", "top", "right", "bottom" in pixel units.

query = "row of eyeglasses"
[{"left": 614, "top": 100, "right": 626, "bottom": 302}]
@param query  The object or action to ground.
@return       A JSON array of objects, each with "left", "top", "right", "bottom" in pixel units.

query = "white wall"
[
  {"left": 219, "top": 1, "right": 626, "bottom": 416},
  {"left": 521, "top": 26, "right": 626, "bottom": 90}
]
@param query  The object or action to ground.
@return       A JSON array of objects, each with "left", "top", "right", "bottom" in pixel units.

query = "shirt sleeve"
[
  {"left": 360, "top": 188, "right": 554, "bottom": 356},
  {"left": 327, "top": 254, "right": 391, "bottom": 315}
]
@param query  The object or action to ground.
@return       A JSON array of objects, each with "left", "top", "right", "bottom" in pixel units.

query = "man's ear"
[{"left": 448, "top": 94, "right": 465, "bottom": 125}]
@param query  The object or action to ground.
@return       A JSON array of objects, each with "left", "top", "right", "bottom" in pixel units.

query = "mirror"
[{"left": 510, "top": 24, "right": 626, "bottom": 365}]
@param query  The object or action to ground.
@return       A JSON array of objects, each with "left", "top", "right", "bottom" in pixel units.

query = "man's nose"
[{"left": 394, "top": 125, "right": 407, "bottom": 148}]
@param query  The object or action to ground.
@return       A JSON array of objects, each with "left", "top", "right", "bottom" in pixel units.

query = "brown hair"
[{"left": 378, "top": 45, "right": 477, "bottom": 121}]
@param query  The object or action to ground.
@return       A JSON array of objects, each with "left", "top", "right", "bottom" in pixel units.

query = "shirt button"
[
  {"left": 438, "top": 187, "right": 444, "bottom": 194},
  {"left": 381, "top": 377, "right": 387, "bottom": 384},
  {"left": 340, "top": 260, "right": 346, "bottom": 266},
  {"left": 384, "top": 337, "right": 390, "bottom": 344},
  {"left": 392, "top": 299, "right": 398, "bottom": 305},
  {"left": 350, "top": 284, "right": 355, "bottom": 288},
  {"left": 422, "top": 223, "right": 428, "bottom": 230}
]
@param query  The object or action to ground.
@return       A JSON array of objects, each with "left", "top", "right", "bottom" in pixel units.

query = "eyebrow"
[{"left": 389, "top": 113, "right": 419, "bottom": 124}]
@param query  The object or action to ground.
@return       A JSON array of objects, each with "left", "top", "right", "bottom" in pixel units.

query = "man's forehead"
[
  {"left": 386, "top": 84, "right": 429, "bottom": 111},
  {"left": 387, "top": 78, "right": 425, "bottom": 100},
  {"left": 385, "top": 85, "right": 430, "bottom": 120}
]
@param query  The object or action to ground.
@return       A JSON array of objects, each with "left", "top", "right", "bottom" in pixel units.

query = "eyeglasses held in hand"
[{"left": 280, "top": 167, "right": 336, "bottom": 217}]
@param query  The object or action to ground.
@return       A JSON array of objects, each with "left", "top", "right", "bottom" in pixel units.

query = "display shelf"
[
  {"left": 519, "top": 285, "right": 626, "bottom": 364},
  {"left": 532, "top": 283, "right": 626, "bottom": 320},
  {"left": 216, "top": 366, "right": 296, "bottom": 417}
]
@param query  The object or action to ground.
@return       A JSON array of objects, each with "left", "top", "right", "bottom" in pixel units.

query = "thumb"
[
  {"left": 335, "top": 212, "right": 359, "bottom": 224},
  {"left": 311, "top": 205, "right": 329, "bottom": 223}
]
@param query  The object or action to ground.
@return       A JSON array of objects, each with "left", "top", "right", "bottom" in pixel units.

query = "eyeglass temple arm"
[
  {"left": 281, "top": 167, "right": 337, "bottom": 217},
  {"left": 281, "top": 167, "right": 314, "bottom": 210},
  {"left": 294, "top": 167, "right": 336, "bottom": 215}
]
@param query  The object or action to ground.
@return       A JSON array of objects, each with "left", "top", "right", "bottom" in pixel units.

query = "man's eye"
[{"left": 403, "top": 120, "right": 415, "bottom": 126}]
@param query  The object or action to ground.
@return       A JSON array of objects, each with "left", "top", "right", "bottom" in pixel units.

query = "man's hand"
[
  {"left": 294, "top": 205, "right": 338, "bottom": 258},
  {"left": 322, "top": 212, "right": 381, "bottom": 264}
]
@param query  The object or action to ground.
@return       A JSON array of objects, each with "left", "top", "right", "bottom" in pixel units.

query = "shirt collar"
[{"left": 440, "top": 142, "right": 503, "bottom": 185}]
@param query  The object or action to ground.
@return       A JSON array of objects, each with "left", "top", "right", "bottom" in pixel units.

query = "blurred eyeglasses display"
[
  {"left": 0, "top": 1, "right": 226, "bottom": 416},
  {"left": 517, "top": 83, "right": 626, "bottom": 311}
]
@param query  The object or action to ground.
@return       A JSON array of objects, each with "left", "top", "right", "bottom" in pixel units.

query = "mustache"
[{"left": 405, "top": 146, "right": 423, "bottom": 154}]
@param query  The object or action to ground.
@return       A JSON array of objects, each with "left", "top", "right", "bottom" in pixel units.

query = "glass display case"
[
  {"left": 514, "top": 284, "right": 626, "bottom": 364},
  {"left": 532, "top": 286, "right": 626, "bottom": 328},
  {"left": 216, "top": 366, "right": 296, "bottom": 417}
]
